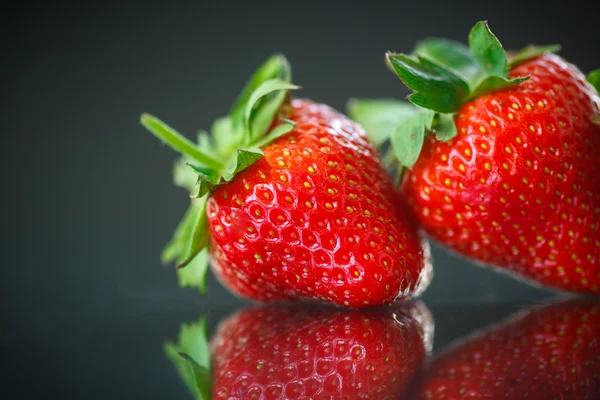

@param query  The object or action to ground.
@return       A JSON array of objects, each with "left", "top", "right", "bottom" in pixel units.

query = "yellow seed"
[
  {"left": 464, "top": 148, "right": 472, "bottom": 156},
  {"left": 485, "top": 162, "right": 491, "bottom": 171},
  {"left": 327, "top": 161, "right": 336, "bottom": 167},
  {"left": 459, "top": 164, "right": 466, "bottom": 172},
  {"left": 481, "top": 143, "right": 489, "bottom": 150},
  {"left": 277, "top": 160, "right": 285, "bottom": 167},
  {"left": 283, "top": 150, "right": 291, "bottom": 156},
  {"left": 511, "top": 103, "right": 520, "bottom": 110},
  {"left": 346, "top": 206, "right": 354, "bottom": 213},
  {"left": 244, "top": 183, "right": 251, "bottom": 190},
  {"left": 320, "top": 147, "right": 330, "bottom": 153},
  {"left": 364, "top": 210, "right": 372, "bottom": 216},
  {"left": 330, "top": 175, "right": 338, "bottom": 181},
  {"left": 508, "top": 113, "right": 515, "bottom": 120},
  {"left": 491, "top": 120, "right": 497, "bottom": 127},
  {"left": 479, "top": 126, "right": 487, "bottom": 133},
  {"left": 327, "top": 188, "right": 335, "bottom": 195},
  {"left": 307, "top": 166, "right": 315, "bottom": 173},
  {"left": 280, "top": 175, "right": 288, "bottom": 182},
  {"left": 516, "top": 137, "right": 522, "bottom": 144},
  {"left": 502, "top": 163, "right": 509, "bottom": 170},
  {"left": 522, "top": 177, "right": 529, "bottom": 184},
  {"left": 529, "top": 125, "right": 536, "bottom": 133},
  {"left": 305, "top": 201, "right": 313, "bottom": 208},
  {"left": 444, "top": 178, "right": 452, "bottom": 187},
  {"left": 441, "top": 154, "right": 448, "bottom": 162},
  {"left": 505, "top": 146, "right": 512, "bottom": 154}
]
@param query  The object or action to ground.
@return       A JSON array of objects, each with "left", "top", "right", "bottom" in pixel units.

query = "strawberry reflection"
[
  {"left": 414, "top": 298, "right": 600, "bottom": 400},
  {"left": 166, "top": 302, "right": 433, "bottom": 400}
]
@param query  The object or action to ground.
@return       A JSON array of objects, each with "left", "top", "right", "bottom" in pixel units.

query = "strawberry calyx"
[
  {"left": 348, "top": 21, "right": 560, "bottom": 171},
  {"left": 164, "top": 315, "right": 211, "bottom": 400},
  {"left": 141, "top": 54, "right": 300, "bottom": 292}
]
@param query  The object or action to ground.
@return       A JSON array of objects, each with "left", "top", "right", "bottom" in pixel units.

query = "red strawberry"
[
  {"left": 208, "top": 303, "right": 431, "bottom": 399},
  {"left": 141, "top": 54, "right": 432, "bottom": 308},
  {"left": 413, "top": 298, "right": 600, "bottom": 399},
  {"left": 349, "top": 21, "right": 600, "bottom": 293}
]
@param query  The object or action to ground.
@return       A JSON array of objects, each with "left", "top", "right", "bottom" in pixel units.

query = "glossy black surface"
[{"left": 3, "top": 1, "right": 599, "bottom": 399}]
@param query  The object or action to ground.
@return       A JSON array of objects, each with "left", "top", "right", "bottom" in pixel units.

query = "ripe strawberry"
[
  {"left": 166, "top": 302, "right": 433, "bottom": 400},
  {"left": 413, "top": 298, "right": 600, "bottom": 399},
  {"left": 141, "top": 54, "right": 432, "bottom": 308},
  {"left": 349, "top": 21, "right": 600, "bottom": 293}
]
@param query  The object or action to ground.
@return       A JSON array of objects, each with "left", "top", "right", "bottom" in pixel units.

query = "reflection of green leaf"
[
  {"left": 165, "top": 315, "right": 211, "bottom": 400},
  {"left": 347, "top": 99, "right": 419, "bottom": 147}
]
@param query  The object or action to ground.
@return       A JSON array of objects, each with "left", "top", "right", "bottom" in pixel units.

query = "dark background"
[{"left": 3, "top": 1, "right": 597, "bottom": 398}]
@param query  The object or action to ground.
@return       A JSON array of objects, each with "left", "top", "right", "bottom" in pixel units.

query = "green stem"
[{"left": 141, "top": 113, "right": 224, "bottom": 170}]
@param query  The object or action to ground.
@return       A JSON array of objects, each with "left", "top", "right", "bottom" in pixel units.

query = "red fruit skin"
[
  {"left": 414, "top": 298, "right": 600, "bottom": 399},
  {"left": 206, "top": 99, "right": 432, "bottom": 308},
  {"left": 211, "top": 302, "right": 432, "bottom": 400},
  {"left": 402, "top": 54, "right": 600, "bottom": 292}
]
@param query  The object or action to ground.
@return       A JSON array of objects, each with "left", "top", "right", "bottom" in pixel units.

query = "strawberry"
[
  {"left": 413, "top": 298, "right": 600, "bottom": 399},
  {"left": 349, "top": 21, "right": 600, "bottom": 293},
  {"left": 166, "top": 302, "right": 433, "bottom": 400},
  {"left": 141, "top": 54, "right": 432, "bottom": 308}
]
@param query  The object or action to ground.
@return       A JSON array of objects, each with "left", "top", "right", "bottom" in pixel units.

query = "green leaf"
[
  {"left": 387, "top": 53, "right": 470, "bottom": 113},
  {"left": 346, "top": 99, "right": 421, "bottom": 147},
  {"left": 161, "top": 202, "right": 197, "bottom": 264},
  {"left": 588, "top": 69, "right": 600, "bottom": 92},
  {"left": 244, "top": 79, "right": 300, "bottom": 142},
  {"left": 177, "top": 248, "right": 210, "bottom": 294},
  {"left": 187, "top": 164, "right": 219, "bottom": 198},
  {"left": 141, "top": 113, "right": 223, "bottom": 170},
  {"left": 253, "top": 119, "right": 296, "bottom": 148},
  {"left": 229, "top": 54, "right": 291, "bottom": 133},
  {"left": 434, "top": 113, "right": 458, "bottom": 142},
  {"left": 164, "top": 315, "right": 211, "bottom": 399},
  {"left": 468, "top": 21, "right": 508, "bottom": 77},
  {"left": 210, "top": 116, "right": 236, "bottom": 157},
  {"left": 469, "top": 75, "right": 529, "bottom": 100},
  {"left": 173, "top": 158, "right": 200, "bottom": 192},
  {"left": 230, "top": 149, "right": 264, "bottom": 176},
  {"left": 509, "top": 44, "right": 561, "bottom": 67},
  {"left": 390, "top": 108, "right": 435, "bottom": 168},
  {"left": 177, "top": 197, "right": 209, "bottom": 269},
  {"left": 413, "top": 38, "right": 482, "bottom": 85}
]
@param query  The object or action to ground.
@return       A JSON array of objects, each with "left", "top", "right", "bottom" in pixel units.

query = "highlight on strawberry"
[
  {"left": 165, "top": 302, "right": 433, "bottom": 400},
  {"left": 349, "top": 21, "right": 600, "bottom": 293},
  {"left": 141, "top": 55, "right": 432, "bottom": 308},
  {"left": 412, "top": 298, "right": 600, "bottom": 399}
]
